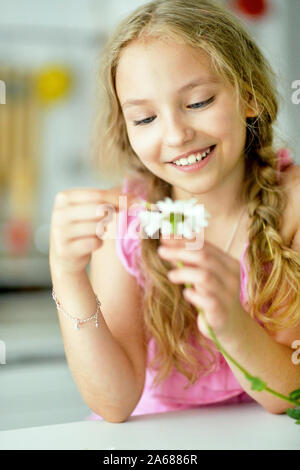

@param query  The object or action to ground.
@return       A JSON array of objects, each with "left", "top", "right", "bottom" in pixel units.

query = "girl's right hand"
[{"left": 49, "top": 187, "right": 139, "bottom": 276}]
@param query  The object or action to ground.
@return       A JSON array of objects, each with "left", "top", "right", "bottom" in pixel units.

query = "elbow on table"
[
  {"left": 88, "top": 401, "right": 133, "bottom": 423},
  {"left": 264, "top": 405, "right": 290, "bottom": 415},
  {"left": 102, "top": 415, "right": 130, "bottom": 424}
]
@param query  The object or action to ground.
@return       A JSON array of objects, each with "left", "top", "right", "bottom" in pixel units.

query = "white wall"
[
  {"left": 0, "top": 0, "right": 150, "bottom": 228},
  {"left": 235, "top": 0, "right": 298, "bottom": 159},
  {"left": 0, "top": 0, "right": 298, "bottom": 283}
]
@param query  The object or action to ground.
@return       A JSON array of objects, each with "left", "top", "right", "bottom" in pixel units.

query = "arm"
[
  {"left": 51, "top": 270, "right": 138, "bottom": 422},
  {"left": 223, "top": 176, "right": 300, "bottom": 414},
  {"left": 220, "top": 307, "right": 300, "bottom": 415},
  {"left": 50, "top": 210, "right": 147, "bottom": 423}
]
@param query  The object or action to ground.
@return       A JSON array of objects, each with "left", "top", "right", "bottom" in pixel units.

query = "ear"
[
  {"left": 244, "top": 92, "right": 260, "bottom": 118},
  {"left": 245, "top": 106, "right": 258, "bottom": 118}
]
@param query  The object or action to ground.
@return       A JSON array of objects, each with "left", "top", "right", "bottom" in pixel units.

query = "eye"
[
  {"left": 133, "top": 116, "right": 156, "bottom": 126},
  {"left": 187, "top": 96, "right": 215, "bottom": 109},
  {"left": 132, "top": 96, "right": 215, "bottom": 126}
]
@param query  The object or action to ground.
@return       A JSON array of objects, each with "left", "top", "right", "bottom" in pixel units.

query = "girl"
[{"left": 49, "top": 0, "right": 300, "bottom": 423}]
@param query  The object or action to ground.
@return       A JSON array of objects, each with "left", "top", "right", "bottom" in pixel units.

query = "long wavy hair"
[{"left": 92, "top": 0, "right": 300, "bottom": 388}]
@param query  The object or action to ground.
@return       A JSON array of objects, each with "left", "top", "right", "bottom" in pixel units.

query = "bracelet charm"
[{"left": 51, "top": 288, "right": 101, "bottom": 331}]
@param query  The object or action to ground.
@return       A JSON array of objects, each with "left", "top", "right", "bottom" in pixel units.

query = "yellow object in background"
[
  {"left": 35, "top": 65, "right": 72, "bottom": 104},
  {"left": 0, "top": 64, "right": 73, "bottom": 257},
  {"left": 0, "top": 67, "right": 39, "bottom": 255}
]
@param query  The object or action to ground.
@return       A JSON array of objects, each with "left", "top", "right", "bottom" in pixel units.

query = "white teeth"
[
  {"left": 187, "top": 155, "right": 196, "bottom": 164},
  {"left": 173, "top": 147, "right": 212, "bottom": 166}
]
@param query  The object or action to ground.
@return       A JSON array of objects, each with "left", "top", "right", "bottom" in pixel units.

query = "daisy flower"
[{"left": 138, "top": 197, "right": 211, "bottom": 239}]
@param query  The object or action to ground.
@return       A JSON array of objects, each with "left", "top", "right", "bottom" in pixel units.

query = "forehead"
[{"left": 115, "top": 39, "right": 219, "bottom": 100}]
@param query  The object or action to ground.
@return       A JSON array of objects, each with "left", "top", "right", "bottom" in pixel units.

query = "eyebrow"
[{"left": 121, "top": 77, "right": 219, "bottom": 109}]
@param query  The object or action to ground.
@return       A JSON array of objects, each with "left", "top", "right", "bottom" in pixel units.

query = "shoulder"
[
  {"left": 279, "top": 164, "right": 300, "bottom": 249},
  {"left": 281, "top": 163, "right": 300, "bottom": 212},
  {"left": 289, "top": 166, "right": 300, "bottom": 251},
  {"left": 280, "top": 162, "right": 300, "bottom": 184}
]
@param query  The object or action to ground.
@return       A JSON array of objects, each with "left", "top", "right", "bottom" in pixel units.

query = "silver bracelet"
[{"left": 51, "top": 288, "right": 102, "bottom": 330}]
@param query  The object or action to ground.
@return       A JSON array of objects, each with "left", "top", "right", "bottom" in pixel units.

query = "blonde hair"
[{"left": 92, "top": 0, "right": 300, "bottom": 388}]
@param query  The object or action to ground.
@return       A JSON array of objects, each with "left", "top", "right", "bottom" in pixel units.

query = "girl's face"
[{"left": 116, "top": 39, "right": 255, "bottom": 199}]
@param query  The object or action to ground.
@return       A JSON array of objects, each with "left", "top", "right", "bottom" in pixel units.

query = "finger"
[
  {"left": 196, "top": 312, "right": 211, "bottom": 339},
  {"left": 159, "top": 233, "right": 199, "bottom": 245},
  {"left": 55, "top": 188, "right": 144, "bottom": 212},
  {"left": 53, "top": 203, "right": 115, "bottom": 225},
  {"left": 161, "top": 257, "right": 196, "bottom": 269},
  {"left": 158, "top": 245, "right": 222, "bottom": 275},
  {"left": 101, "top": 188, "right": 145, "bottom": 212},
  {"left": 55, "top": 189, "right": 107, "bottom": 208},
  {"left": 183, "top": 287, "right": 217, "bottom": 315},
  {"left": 203, "top": 240, "right": 241, "bottom": 276},
  {"left": 167, "top": 266, "right": 224, "bottom": 291},
  {"left": 158, "top": 241, "right": 239, "bottom": 277},
  {"left": 183, "top": 288, "right": 224, "bottom": 334},
  {"left": 67, "top": 236, "right": 103, "bottom": 257},
  {"left": 63, "top": 221, "right": 108, "bottom": 241},
  {"left": 158, "top": 245, "right": 204, "bottom": 266}
]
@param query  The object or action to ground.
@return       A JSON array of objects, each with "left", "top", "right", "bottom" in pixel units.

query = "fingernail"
[{"left": 96, "top": 205, "right": 105, "bottom": 217}]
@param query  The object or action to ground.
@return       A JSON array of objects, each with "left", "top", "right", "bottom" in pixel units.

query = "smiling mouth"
[{"left": 168, "top": 145, "right": 216, "bottom": 166}]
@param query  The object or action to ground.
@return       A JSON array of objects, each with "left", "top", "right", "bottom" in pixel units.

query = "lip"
[
  {"left": 168, "top": 144, "right": 216, "bottom": 172},
  {"left": 167, "top": 145, "right": 214, "bottom": 164}
]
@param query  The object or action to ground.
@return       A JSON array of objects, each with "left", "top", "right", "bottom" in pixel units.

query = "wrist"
[
  {"left": 215, "top": 307, "right": 250, "bottom": 352},
  {"left": 50, "top": 260, "right": 87, "bottom": 281},
  {"left": 51, "top": 287, "right": 101, "bottom": 330}
]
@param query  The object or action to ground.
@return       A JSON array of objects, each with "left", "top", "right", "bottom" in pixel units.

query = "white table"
[{"left": 0, "top": 402, "right": 299, "bottom": 450}]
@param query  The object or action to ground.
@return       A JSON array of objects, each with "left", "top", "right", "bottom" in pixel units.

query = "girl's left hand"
[{"left": 157, "top": 236, "right": 246, "bottom": 343}]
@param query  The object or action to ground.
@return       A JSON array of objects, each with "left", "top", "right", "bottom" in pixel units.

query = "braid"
[{"left": 242, "top": 129, "right": 300, "bottom": 332}]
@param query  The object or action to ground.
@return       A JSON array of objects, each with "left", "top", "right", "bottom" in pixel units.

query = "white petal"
[
  {"left": 156, "top": 197, "right": 174, "bottom": 213},
  {"left": 145, "top": 218, "right": 162, "bottom": 236},
  {"left": 161, "top": 220, "right": 173, "bottom": 236},
  {"left": 189, "top": 207, "right": 210, "bottom": 228},
  {"left": 138, "top": 211, "right": 163, "bottom": 237},
  {"left": 173, "top": 201, "right": 185, "bottom": 213},
  {"left": 182, "top": 225, "right": 194, "bottom": 239},
  {"left": 137, "top": 212, "right": 153, "bottom": 227},
  {"left": 174, "top": 221, "right": 184, "bottom": 236},
  {"left": 145, "top": 224, "right": 159, "bottom": 237}
]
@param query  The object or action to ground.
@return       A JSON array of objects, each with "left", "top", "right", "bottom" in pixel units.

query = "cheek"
[
  {"left": 191, "top": 100, "right": 241, "bottom": 149},
  {"left": 209, "top": 100, "right": 246, "bottom": 156},
  {"left": 127, "top": 128, "right": 159, "bottom": 163},
  {"left": 208, "top": 103, "right": 237, "bottom": 137}
]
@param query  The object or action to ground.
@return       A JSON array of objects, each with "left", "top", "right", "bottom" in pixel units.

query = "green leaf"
[
  {"left": 296, "top": 420, "right": 300, "bottom": 425},
  {"left": 250, "top": 377, "right": 267, "bottom": 391},
  {"left": 286, "top": 407, "right": 300, "bottom": 420},
  {"left": 289, "top": 388, "right": 300, "bottom": 401}
]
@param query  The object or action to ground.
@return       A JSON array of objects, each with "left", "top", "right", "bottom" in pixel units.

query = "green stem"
[
  {"left": 177, "top": 260, "right": 300, "bottom": 408},
  {"left": 199, "top": 310, "right": 300, "bottom": 407}
]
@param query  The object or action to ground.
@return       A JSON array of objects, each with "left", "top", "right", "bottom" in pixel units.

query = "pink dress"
[{"left": 86, "top": 148, "right": 295, "bottom": 420}]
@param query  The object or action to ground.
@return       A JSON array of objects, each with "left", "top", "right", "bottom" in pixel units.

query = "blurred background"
[{"left": 0, "top": 0, "right": 299, "bottom": 431}]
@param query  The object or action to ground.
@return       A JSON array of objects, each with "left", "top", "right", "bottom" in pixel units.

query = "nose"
[{"left": 162, "top": 112, "right": 195, "bottom": 147}]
